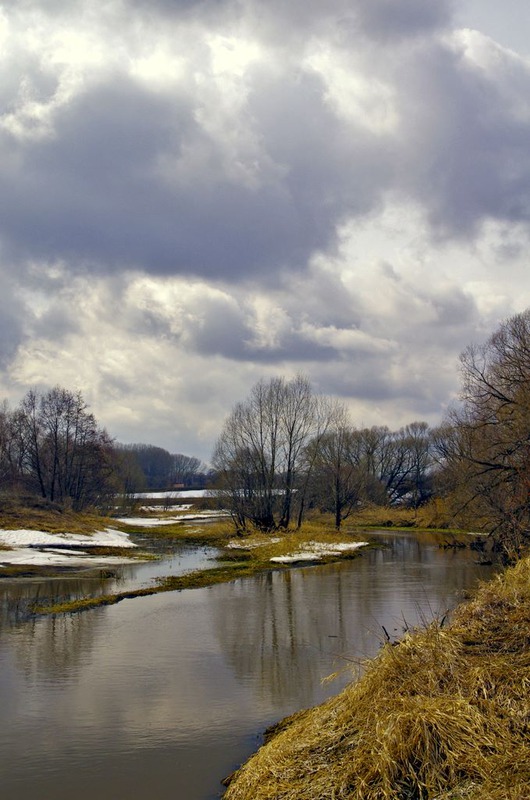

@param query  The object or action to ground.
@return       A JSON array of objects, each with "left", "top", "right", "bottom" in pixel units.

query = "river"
[{"left": 0, "top": 531, "right": 495, "bottom": 800}]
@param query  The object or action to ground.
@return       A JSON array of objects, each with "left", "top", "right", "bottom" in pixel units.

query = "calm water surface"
[{"left": 0, "top": 532, "right": 495, "bottom": 800}]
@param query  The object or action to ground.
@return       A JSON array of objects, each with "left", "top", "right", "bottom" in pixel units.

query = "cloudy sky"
[{"left": 1, "top": 0, "right": 530, "bottom": 461}]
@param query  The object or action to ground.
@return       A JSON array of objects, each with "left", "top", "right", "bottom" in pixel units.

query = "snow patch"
[
  {"left": 0, "top": 528, "right": 136, "bottom": 548},
  {"left": 139, "top": 504, "right": 193, "bottom": 512},
  {"left": 0, "top": 528, "right": 138, "bottom": 567},
  {"left": 270, "top": 542, "right": 369, "bottom": 563},
  {"left": 226, "top": 537, "right": 281, "bottom": 549},
  {"left": 133, "top": 490, "right": 212, "bottom": 499},
  {"left": 0, "top": 549, "right": 138, "bottom": 566},
  {"left": 117, "top": 511, "right": 229, "bottom": 526}
]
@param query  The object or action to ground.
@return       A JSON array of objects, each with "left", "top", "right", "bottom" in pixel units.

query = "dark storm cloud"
[
  {"left": 0, "top": 66, "right": 392, "bottom": 281},
  {"left": 246, "top": 67, "right": 391, "bottom": 221},
  {"left": 2, "top": 0, "right": 529, "bottom": 291},
  {"left": 0, "top": 76, "right": 196, "bottom": 269}
]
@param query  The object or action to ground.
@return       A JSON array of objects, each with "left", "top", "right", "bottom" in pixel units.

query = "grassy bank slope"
[{"left": 224, "top": 557, "right": 530, "bottom": 800}]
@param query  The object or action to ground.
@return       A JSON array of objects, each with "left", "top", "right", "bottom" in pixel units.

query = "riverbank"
[
  {"left": 0, "top": 498, "right": 487, "bottom": 614},
  {"left": 223, "top": 554, "right": 530, "bottom": 800}
]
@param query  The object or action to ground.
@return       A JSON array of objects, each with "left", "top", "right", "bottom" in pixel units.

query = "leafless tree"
[
  {"left": 212, "top": 375, "right": 332, "bottom": 532},
  {"left": 439, "top": 310, "right": 530, "bottom": 557},
  {"left": 171, "top": 453, "right": 205, "bottom": 487},
  {"left": 18, "top": 387, "right": 114, "bottom": 509},
  {"left": 309, "top": 404, "right": 365, "bottom": 529}
]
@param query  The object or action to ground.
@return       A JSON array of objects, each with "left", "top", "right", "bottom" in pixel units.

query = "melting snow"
[
  {"left": 226, "top": 537, "right": 281, "bottom": 549},
  {"left": 116, "top": 511, "right": 229, "bottom": 527},
  {"left": 0, "top": 528, "right": 138, "bottom": 567},
  {"left": 270, "top": 542, "right": 369, "bottom": 563}
]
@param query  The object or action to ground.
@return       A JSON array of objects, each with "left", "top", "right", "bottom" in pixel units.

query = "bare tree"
[
  {"left": 18, "top": 387, "right": 114, "bottom": 509},
  {"left": 212, "top": 375, "right": 331, "bottom": 532},
  {"left": 0, "top": 402, "right": 24, "bottom": 491},
  {"left": 171, "top": 453, "right": 206, "bottom": 487},
  {"left": 440, "top": 310, "right": 530, "bottom": 557},
  {"left": 309, "top": 404, "right": 365, "bottom": 529}
]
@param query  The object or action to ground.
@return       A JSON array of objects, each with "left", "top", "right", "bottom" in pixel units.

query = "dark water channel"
[{"left": 0, "top": 532, "right": 495, "bottom": 800}]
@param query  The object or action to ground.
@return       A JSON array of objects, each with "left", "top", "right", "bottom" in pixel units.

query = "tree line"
[
  {"left": 115, "top": 443, "right": 209, "bottom": 492},
  {"left": 0, "top": 388, "right": 209, "bottom": 510},
  {"left": 212, "top": 375, "right": 435, "bottom": 532}
]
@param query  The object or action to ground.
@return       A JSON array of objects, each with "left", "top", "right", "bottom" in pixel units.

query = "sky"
[{"left": 1, "top": 0, "right": 530, "bottom": 462}]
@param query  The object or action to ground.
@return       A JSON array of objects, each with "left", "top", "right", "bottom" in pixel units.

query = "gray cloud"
[
  {"left": 351, "top": 0, "right": 454, "bottom": 41},
  {"left": 395, "top": 39, "right": 530, "bottom": 237},
  {"left": 1, "top": 3, "right": 530, "bottom": 289},
  {"left": 0, "top": 77, "right": 196, "bottom": 270},
  {"left": 0, "top": 272, "right": 27, "bottom": 367},
  {"left": 126, "top": 0, "right": 238, "bottom": 15},
  {"left": 1, "top": 0, "right": 529, "bottom": 458},
  {"left": 0, "top": 63, "right": 393, "bottom": 282}
]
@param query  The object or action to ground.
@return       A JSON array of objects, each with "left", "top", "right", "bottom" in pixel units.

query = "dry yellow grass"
[
  {"left": 0, "top": 499, "right": 116, "bottom": 534},
  {"left": 224, "top": 558, "right": 530, "bottom": 800}
]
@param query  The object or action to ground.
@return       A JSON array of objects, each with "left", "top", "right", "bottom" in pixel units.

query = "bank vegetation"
[{"left": 224, "top": 554, "right": 530, "bottom": 800}]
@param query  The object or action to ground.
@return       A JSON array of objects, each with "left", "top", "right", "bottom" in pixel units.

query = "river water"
[{"left": 0, "top": 532, "right": 494, "bottom": 800}]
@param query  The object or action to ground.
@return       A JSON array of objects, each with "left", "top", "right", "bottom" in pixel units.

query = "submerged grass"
[
  {"left": 114, "top": 518, "right": 235, "bottom": 545},
  {"left": 223, "top": 557, "right": 530, "bottom": 800},
  {"left": 30, "top": 560, "right": 265, "bottom": 614}
]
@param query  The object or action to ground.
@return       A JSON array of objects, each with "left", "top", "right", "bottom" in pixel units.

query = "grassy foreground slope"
[{"left": 224, "top": 557, "right": 530, "bottom": 800}]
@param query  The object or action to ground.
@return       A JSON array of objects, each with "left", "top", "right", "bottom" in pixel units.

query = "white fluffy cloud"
[{"left": 1, "top": 1, "right": 530, "bottom": 460}]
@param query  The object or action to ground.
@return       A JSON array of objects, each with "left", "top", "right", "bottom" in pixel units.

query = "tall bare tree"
[
  {"left": 309, "top": 404, "right": 365, "bottom": 529},
  {"left": 212, "top": 375, "right": 331, "bottom": 532},
  {"left": 18, "top": 387, "right": 114, "bottom": 509}
]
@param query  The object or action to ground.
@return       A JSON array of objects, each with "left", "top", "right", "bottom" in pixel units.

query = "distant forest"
[{"left": 115, "top": 443, "right": 211, "bottom": 491}]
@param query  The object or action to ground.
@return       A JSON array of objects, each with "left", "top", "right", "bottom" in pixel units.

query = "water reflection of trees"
[
  {"left": 212, "top": 562, "right": 387, "bottom": 709},
  {"left": 0, "top": 576, "right": 112, "bottom": 677},
  {"left": 0, "top": 533, "right": 495, "bottom": 699},
  {"left": 9, "top": 607, "right": 105, "bottom": 680},
  {"left": 0, "top": 570, "right": 130, "bottom": 632},
  {"left": 213, "top": 535, "right": 494, "bottom": 708}
]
